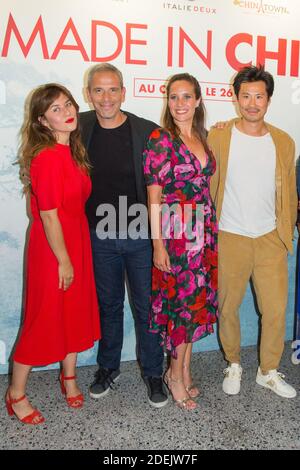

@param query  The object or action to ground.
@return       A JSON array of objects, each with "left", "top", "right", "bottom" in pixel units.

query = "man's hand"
[{"left": 211, "top": 121, "right": 229, "bottom": 129}]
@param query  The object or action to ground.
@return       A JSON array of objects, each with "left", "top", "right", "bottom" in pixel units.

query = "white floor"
[{"left": 0, "top": 343, "right": 299, "bottom": 450}]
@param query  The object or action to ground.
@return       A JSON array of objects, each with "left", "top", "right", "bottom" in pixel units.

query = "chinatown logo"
[
  {"left": 163, "top": 1, "right": 217, "bottom": 14},
  {"left": 233, "top": 0, "right": 289, "bottom": 15}
]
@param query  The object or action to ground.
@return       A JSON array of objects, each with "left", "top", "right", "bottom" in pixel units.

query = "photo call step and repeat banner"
[{"left": 0, "top": 0, "right": 300, "bottom": 373}]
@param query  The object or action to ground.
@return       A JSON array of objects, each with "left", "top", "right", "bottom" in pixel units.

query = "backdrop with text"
[{"left": 0, "top": 0, "right": 299, "bottom": 373}]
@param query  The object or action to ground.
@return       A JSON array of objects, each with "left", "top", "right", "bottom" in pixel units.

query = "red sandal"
[
  {"left": 5, "top": 390, "right": 45, "bottom": 425},
  {"left": 59, "top": 372, "right": 84, "bottom": 408}
]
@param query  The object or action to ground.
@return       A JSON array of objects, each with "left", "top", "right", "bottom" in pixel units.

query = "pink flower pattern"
[{"left": 143, "top": 128, "right": 218, "bottom": 357}]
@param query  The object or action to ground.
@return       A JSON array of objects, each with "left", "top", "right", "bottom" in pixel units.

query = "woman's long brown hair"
[
  {"left": 163, "top": 73, "right": 211, "bottom": 157},
  {"left": 19, "top": 83, "right": 90, "bottom": 183}
]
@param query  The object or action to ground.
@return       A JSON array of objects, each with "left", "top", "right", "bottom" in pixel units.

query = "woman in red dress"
[{"left": 5, "top": 84, "right": 101, "bottom": 425}]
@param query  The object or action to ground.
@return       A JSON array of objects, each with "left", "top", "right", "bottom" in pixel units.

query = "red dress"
[{"left": 14, "top": 143, "right": 101, "bottom": 366}]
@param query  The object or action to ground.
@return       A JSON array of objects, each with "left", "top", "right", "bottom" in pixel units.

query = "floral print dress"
[{"left": 143, "top": 128, "right": 218, "bottom": 357}]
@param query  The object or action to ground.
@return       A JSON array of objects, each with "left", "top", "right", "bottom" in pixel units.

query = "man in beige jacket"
[{"left": 208, "top": 65, "right": 297, "bottom": 398}]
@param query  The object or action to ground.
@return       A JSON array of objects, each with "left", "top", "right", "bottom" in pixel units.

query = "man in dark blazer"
[{"left": 80, "top": 63, "right": 167, "bottom": 408}]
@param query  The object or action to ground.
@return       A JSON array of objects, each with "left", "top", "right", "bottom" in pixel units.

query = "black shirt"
[{"left": 85, "top": 117, "right": 139, "bottom": 233}]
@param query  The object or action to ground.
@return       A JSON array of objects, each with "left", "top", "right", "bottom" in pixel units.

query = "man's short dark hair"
[{"left": 233, "top": 65, "right": 274, "bottom": 99}]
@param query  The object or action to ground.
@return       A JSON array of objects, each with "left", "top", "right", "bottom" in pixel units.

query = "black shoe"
[
  {"left": 89, "top": 367, "right": 120, "bottom": 399},
  {"left": 144, "top": 376, "right": 169, "bottom": 408}
]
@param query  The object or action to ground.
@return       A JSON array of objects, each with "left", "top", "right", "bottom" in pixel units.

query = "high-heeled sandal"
[
  {"left": 163, "top": 371, "right": 197, "bottom": 410},
  {"left": 185, "top": 384, "right": 200, "bottom": 398},
  {"left": 183, "top": 364, "right": 200, "bottom": 399},
  {"left": 59, "top": 372, "right": 84, "bottom": 408},
  {"left": 5, "top": 390, "right": 45, "bottom": 425}
]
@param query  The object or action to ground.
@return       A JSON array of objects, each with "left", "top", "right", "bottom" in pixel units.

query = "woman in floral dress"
[{"left": 143, "top": 73, "right": 218, "bottom": 410}]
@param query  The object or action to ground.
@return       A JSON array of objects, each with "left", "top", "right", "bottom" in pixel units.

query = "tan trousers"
[{"left": 218, "top": 229, "right": 288, "bottom": 372}]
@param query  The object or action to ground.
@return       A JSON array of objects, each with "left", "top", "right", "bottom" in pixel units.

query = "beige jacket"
[{"left": 208, "top": 118, "right": 297, "bottom": 254}]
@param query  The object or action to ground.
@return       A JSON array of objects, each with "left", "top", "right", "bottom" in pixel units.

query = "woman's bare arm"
[
  {"left": 147, "top": 185, "right": 171, "bottom": 273},
  {"left": 40, "top": 208, "right": 74, "bottom": 290}
]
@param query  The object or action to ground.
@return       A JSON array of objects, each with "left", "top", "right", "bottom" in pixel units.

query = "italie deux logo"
[
  {"left": 233, "top": 0, "right": 290, "bottom": 15},
  {"left": 163, "top": 0, "right": 217, "bottom": 14}
]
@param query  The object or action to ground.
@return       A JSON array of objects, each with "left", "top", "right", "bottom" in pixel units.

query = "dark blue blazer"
[{"left": 79, "top": 110, "right": 158, "bottom": 206}]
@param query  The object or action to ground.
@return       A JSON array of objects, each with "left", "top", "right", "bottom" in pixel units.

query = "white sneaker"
[
  {"left": 222, "top": 363, "right": 243, "bottom": 395},
  {"left": 256, "top": 367, "right": 297, "bottom": 399}
]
